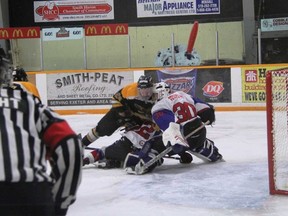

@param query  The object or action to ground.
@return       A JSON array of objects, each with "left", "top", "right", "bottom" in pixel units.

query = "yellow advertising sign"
[{"left": 241, "top": 65, "right": 288, "bottom": 103}]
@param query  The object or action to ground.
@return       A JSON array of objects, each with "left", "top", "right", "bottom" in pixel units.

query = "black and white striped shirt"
[{"left": 0, "top": 86, "right": 82, "bottom": 212}]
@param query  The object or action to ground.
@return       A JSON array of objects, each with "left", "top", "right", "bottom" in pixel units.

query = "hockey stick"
[
  {"left": 142, "top": 120, "right": 209, "bottom": 170},
  {"left": 86, "top": 144, "right": 180, "bottom": 161},
  {"left": 184, "top": 120, "right": 209, "bottom": 139},
  {"left": 142, "top": 146, "right": 173, "bottom": 170},
  {"left": 84, "top": 146, "right": 99, "bottom": 151},
  {"left": 163, "top": 155, "right": 180, "bottom": 160}
]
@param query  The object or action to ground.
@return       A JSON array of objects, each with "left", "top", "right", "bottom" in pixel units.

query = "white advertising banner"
[
  {"left": 34, "top": 0, "right": 114, "bottom": 22},
  {"left": 42, "top": 27, "right": 83, "bottom": 41},
  {"left": 136, "top": 0, "right": 220, "bottom": 18},
  {"left": 261, "top": 17, "right": 288, "bottom": 32},
  {"left": 46, "top": 71, "right": 134, "bottom": 106}
]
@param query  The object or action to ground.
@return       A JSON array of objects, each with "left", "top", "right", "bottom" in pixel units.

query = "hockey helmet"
[
  {"left": 153, "top": 82, "right": 171, "bottom": 101},
  {"left": 137, "top": 75, "right": 153, "bottom": 89},
  {"left": 12, "top": 67, "right": 28, "bottom": 81},
  {"left": 137, "top": 75, "right": 153, "bottom": 99}
]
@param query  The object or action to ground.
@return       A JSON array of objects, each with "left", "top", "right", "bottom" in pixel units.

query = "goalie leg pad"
[
  {"left": 185, "top": 126, "right": 207, "bottom": 150},
  {"left": 191, "top": 139, "right": 222, "bottom": 162}
]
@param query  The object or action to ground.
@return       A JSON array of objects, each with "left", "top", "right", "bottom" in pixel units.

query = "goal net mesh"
[{"left": 267, "top": 69, "right": 288, "bottom": 195}]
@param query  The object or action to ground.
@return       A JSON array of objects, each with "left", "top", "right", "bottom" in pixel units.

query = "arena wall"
[{"left": 29, "top": 64, "right": 288, "bottom": 115}]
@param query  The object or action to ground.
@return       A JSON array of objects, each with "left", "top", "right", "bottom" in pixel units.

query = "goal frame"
[{"left": 266, "top": 70, "right": 288, "bottom": 195}]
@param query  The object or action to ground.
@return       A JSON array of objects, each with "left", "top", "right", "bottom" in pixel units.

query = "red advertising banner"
[
  {"left": 34, "top": 0, "right": 114, "bottom": 22},
  {"left": 0, "top": 27, "right": 41, "bottom": 39},
  {"left": 35, "top": 4, "right": 112, "bottom": 19},
  {"left": 85, "top": 24, "right": 128, "bottom": 36}
]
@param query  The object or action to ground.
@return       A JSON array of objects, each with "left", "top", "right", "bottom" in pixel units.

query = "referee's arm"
[{"left": 41, "top": 108, "right": 82, "bottom": 215}]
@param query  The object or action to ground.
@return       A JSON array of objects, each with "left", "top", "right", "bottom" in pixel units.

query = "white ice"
[{"left": 63, "top": 111, "right": 288, "bottom": 216}]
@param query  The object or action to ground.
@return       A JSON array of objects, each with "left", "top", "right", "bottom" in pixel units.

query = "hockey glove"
[
  {"left": 124, "top": 149, "right": 161, "bottom": 175},
  {"left": 198, "top": 104, "right": 215, "bottom": 125}
]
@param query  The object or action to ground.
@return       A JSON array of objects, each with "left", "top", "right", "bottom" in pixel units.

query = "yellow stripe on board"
[{"left": 54, "top": 106, "right": 266, "bottom": 115}]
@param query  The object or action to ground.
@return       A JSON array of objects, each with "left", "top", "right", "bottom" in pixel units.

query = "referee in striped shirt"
[{"left": 0, "top": 58, "right": 82, "bottom": 216}]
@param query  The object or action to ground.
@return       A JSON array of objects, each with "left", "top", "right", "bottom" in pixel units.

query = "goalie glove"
[
  {"left": 197, "top": 104, "right": 215, "bottom": 125},
  {"left": 124, "top": 149, "right": 162, "bottom": 175}
]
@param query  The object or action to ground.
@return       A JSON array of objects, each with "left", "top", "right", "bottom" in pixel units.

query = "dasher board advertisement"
[
  {"left": 46, "top": 71, "right": 133, "bottom": 107},
  {"left": 145, "top": 67, "right": 231, "bottom": 103},
  {"left": 34, "top": 0, "right": 114, "bottom": 22},
  {"left": 136, "top": 0, "right": 220, "bottom": 18},
  {"left": 0, "top": 27, "right": 40, "bottom": 39},
  {"left": 42, "top": 27, "right": 84, "bottom": 41},
  {"left": 242, "top": 66, "right": 288, "bottom": 103}
]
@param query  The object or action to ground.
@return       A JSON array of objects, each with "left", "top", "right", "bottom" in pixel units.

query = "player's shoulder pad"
[
  {"left": 121, "top": 82, "right": 138, "bottom": 99},
  {"left": 13, "top": 81, "right": 41, "bottom": 99}
]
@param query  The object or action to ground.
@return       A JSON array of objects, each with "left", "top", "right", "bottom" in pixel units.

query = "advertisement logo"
[
  {"left": 164, "top": 77, "right": 195, "bottom": 93},
  {"left": 86, "top": 26, "right": 97, "bottom": 35},
  {"left": 27, "top": 29, "right": 38, "bottom": 37},
  {"left": 101, "top": 26, "right": 112, "bottom": 34},
  {"left": 245, "top": 70, "right": 258, "bottom": 82},
  {"left": 115, "top": 25, "right": 126, "bottom": 34},
  {"left": 0, "top": 29, "right": 9, "bottom": 39},
  {"left": 41, "top": 2, "right": 60, "bottom": 21},
  {"left": 202, "top": 81, "right": 224, "bottom": 97},
  {"left": 12, "top": 29, "right": 24, "bottom": 38},
  {"left": 56, "top": 27, "right": 69, "bottom": 38}
]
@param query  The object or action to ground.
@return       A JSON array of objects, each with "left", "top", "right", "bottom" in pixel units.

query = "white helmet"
[{"left": 153, "top": 82, "right": 170, "bottom": 101}]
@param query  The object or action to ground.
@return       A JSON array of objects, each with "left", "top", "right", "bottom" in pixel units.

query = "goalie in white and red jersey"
[{"left": 124, "top": 82, "right": 223, "bottom": 175}]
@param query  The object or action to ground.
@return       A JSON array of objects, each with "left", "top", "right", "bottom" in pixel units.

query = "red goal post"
[{"left": 266, "top": 69, "right": 288, "bottom": 195}]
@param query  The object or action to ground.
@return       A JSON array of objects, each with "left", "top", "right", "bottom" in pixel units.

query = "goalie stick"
[
  {"left": 84, "top": 146, "right": 100, "bottom": 151},
  {"left": 142, "top": 120, "right": 209, "bottom": 171},
  {"left": 85, "top": 146, "right": 180, "bottom": 160}
]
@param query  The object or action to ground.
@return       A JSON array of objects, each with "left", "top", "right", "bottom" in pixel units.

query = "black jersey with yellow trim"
[{"left": 113, "top": 82, "right": 155, "bottom": 121}]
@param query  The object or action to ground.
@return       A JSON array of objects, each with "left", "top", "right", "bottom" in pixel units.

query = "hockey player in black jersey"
[
  {"left": 81, "top": 75, "right": 155, "bottom": 147},
  {"left": 0, "top": 58, "right": 82, "bottom": 216}
]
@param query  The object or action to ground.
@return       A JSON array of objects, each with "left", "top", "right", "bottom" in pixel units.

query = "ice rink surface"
[{"left": 63, "top": 111, "right": 288, "bottom": 216}]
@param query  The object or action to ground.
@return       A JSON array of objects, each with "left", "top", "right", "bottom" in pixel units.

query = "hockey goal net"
[{"left": 266, "top": 69, "right": 288, "bottom": 195}]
